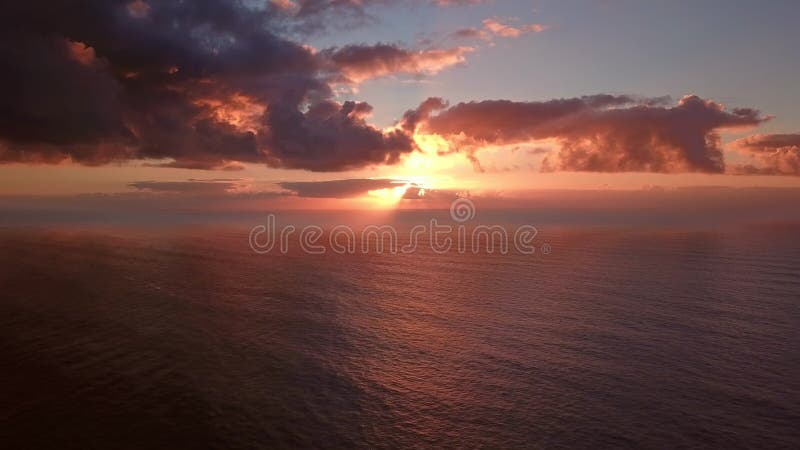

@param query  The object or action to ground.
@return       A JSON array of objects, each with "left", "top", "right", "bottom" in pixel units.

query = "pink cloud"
[
  {"left": 482, "top": 18, "right": 547, "bottom": 38},
  {"left": 732, "top": 134, "right": 800, "bottom": 175},
  {"left": 453, "top": 17, "right": 548, "bottom": 41}
]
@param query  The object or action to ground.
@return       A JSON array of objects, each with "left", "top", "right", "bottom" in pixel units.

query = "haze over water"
[{"left": 2, "top": 222, "right": 798, "bottom": 449}]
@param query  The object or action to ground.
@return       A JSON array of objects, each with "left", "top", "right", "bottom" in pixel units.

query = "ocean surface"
[{"left": 1, "top": 223, "right": 799, "bottom": 449}]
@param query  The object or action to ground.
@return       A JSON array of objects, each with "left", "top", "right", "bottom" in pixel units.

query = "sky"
[{"left": 0, "top": 0, "right": 799, "bottom": 214}]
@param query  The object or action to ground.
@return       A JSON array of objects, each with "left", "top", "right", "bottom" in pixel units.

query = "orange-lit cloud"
[
  {"left": 482, "top": 17, "right": 547, "bottom": 38},
  {"left": 406, "top": 95, "right": 767, "bottom": 174},
  {"left": 126, "top": 0, "right": 151, "bottom": 18},
  {"left": 453, "top": 17, "right": 547, "bottom": 41},
  {"left": 323, "top": 44, "right": 474, "bottom": 84},
  {"left": 731, "top": 134, "right": 800, "bottom": 175},
  {"left": 65, "top": 40, "right": 97, "bottom": 65}
]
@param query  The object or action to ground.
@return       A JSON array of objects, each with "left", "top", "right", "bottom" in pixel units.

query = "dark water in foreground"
[{"left": 1, "top": 225, "right": 799, "bottom": 449}]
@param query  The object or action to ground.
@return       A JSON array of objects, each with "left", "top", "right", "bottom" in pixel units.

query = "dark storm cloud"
[
  {"left": 278, "top": 178, "right": 406, "bottom": 198},
  {"left": 408, "top": 94, "right": 767, "bottom": 173},
  {"left": 264, "top": 100, "right": 414, "bottom": 171},
  {"left": 0, "top": 0, "right": 417, "bottom": 171}
]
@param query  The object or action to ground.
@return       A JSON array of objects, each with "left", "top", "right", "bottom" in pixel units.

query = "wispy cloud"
[{"left": 452, "top": 17, "right": 548, "bottom": 42}]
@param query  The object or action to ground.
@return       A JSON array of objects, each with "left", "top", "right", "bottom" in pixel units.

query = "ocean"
[{"left": 1, "top": 223, "right": 799, "bottom": 448}]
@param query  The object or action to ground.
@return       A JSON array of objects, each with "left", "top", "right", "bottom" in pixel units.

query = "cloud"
[
  {"left": 269, "top": 0, "right": 377, "bottom": 34},
  {"left": 269, "top": 0, "right": 489, "bottom": 33},
  {"left": 278, "top": 178, "right": 407, "bottom": 198},
  {"left": 481, "top": 18, "right": 547, "bottom": 38},
  {"left": 731, "top": 134, "right": 800, "bottom": 175},
  {"left": 400, "top": 97, "right": 449, "bottom": 132},
  {"left": 0, "top": 0, "right": 426, "bottom": 172},
  {"left": 126, "top": 0, "right": 151, "bottom": 18},
  {"left": 409, "top": 94, "right": 767, "bottom": 173},
  {"left": 322, "top": 44, "right": 473, "bottom": 84},
  {"left": 452, "top": 17, "right": 547, "bottom": 41},
  {"left": 264, "top": 101, "right": 415, "bottom": 171},
  {"left": 452, "top": 28, "right": 486, "bottom": 39},
  {"left": 0, "top": 1, "right": 783, "bottom": 179},
  {"left": 128, "top": 180, "right": 239, "bottom": 194}
]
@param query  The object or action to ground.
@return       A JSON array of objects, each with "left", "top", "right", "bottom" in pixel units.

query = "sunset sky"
[{"left": 1, "top": 0, "right": 799, "bottom": 212}]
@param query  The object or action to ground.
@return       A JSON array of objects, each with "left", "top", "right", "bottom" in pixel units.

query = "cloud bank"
[
  {"left": 732, "top": 134, "right": 800, "bottom": 176},
  {"left": 406, "top": 95, "right": 768, "bottom": 173},
  {"left": 0, "top": 1, "right": 791, "bottom": 179}
]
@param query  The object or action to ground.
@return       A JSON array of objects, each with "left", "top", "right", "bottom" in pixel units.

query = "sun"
[{"left": 366, "top": 183, "right": 411, "bottom": 207}]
